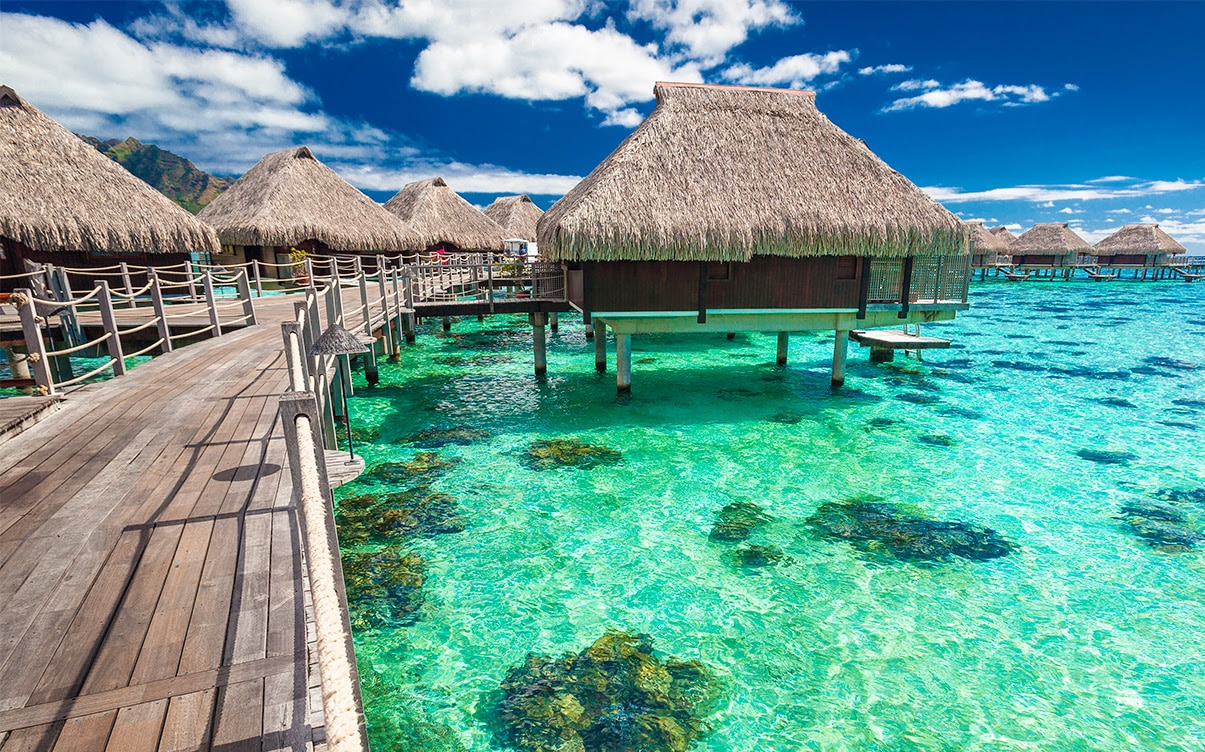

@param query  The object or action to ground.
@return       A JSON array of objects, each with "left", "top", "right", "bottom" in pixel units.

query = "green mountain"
[{"left": 79, "top": 135, "right": 230, "bottom": 214}]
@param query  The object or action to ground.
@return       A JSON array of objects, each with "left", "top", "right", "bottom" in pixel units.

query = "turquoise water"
[{"left": 337, "top": 281, "right": 1205, "bottom": 751}]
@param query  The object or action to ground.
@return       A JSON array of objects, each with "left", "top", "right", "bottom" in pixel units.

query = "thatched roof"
[
  {"left": 1094, "top": 223, "right": 1186, "bottom": 255},
  {"left": 1010, "top": 223, "right": 1092, "bottom": 254},
  {"left": 966, "top": 221, "right": 1011, "bottom": 254},
  {"left": 197, "top": 146, "right": 420, "bottom": 251},
  {"left": 538, "top": 82, "right": 965, "bottom": 262},
  {"left": 989, "top": 226, "right": 1018, "bottom": 246},
  {"left": 0, "top": 85, "right": 219, "bottom": 255},
  {"left": 483, "top": 195, "right": 544, "bottom": 241},
  {"left": 383, "top": 177, "right": 506, "bottom": 251}
]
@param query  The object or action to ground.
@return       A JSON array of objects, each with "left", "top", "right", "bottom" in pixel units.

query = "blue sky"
[{"left": 2, "top": 1, "right": 1203, "bottom": 252}]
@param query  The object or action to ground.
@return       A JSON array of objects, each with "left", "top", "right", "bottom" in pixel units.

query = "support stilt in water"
[
  {"left": 726, "top": 332, "right": 736, "bottom": 340},
  {"left": 594, "top": 320, "right": 607, "bottom": 372},
  {"left": 404, "top": 314, "right": 416, "bottom": 344},
  {"left": 532, "top": 312, "right": 547, "bottom": 378},
  {"left": 364, "top": 339, "right": 379, "bottom": 386},
  {"left": 776, "top": 332, "right": 789, "bottom": 366},
  {"left": 549, "top": 312, "right": 559, "bottom": 332},
  {"left": 478, "top": 314, "right": 485, "bottom": 322},
  {"left": 616, "top": 333, "right": 632, "bottom": 393},
  {"left": 832, "top": 330, "right": 849, "bottom": 387},
  {"left": 869, "top": 347, "right": 894, "bottom": 364},
  {"left": 442, "top": 317, "right": 452, "bottom": 333}
]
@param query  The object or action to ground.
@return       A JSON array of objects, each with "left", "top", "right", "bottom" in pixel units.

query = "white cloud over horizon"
[
  {"left": 859, "top": 64, "right": 911, "bottom": 75},
  {"left": 724, "top": 51, "right": 851, "bottom": 88},
  {"left": 885, "top": 79, "right": 1075, "bottom": 112},
  {"left": 923, "top": 177, "right": 1205, "bottom": 204}
]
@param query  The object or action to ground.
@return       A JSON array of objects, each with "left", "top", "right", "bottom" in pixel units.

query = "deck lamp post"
[{"left": 308, "top": 323, "right": 369, "bottom": 461}]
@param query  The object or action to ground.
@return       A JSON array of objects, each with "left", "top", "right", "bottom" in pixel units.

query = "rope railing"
[{"left": 8, "top": 266, "right": 257, "bottom": 394}]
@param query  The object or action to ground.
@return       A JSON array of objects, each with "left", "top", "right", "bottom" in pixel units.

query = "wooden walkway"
[{"left": 0, "top": 294, "right": 335, "bottom": 751}]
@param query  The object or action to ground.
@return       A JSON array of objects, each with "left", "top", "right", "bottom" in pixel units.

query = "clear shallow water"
[{"left": 337, "top": 280, "right": 1205, "bottom": 752}]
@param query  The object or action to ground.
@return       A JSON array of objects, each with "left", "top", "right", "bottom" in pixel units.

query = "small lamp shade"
[{"left": 308, "top": 324, "right": 369, "bottom": 356}]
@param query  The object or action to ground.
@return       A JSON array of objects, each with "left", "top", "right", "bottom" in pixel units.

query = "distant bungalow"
[
  {"left": 384, "top": 177, "right": 506, "bottom": 253},
  {"left": 1009, "top": 223, "right": 1092, "bottom": 267},
  {"left": 484, "top": 194, "right": 544, "bottom": 256},
  {"left": 967, "top": 221, "right": 1011, "bottom": 267},
  {"left": 197, "top": 146, "right": 420, "bottom": 278},
  {"left": 1093, "top": 223, "right": 1186, "bottom": 267},
  {"left": 0, "top": 85, "right": 218, "bottom": 290},
  {"left": 538, "top": 82, "right": 970, "bottom": 392},
  {"left": 989, "top": 226, "right": 1019, "bottom": 247}
]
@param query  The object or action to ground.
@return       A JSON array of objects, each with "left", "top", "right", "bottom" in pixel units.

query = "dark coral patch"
[
  {"left": 367, "top": 452, "right": 461, "bottom": 483},
  {"left": 342, "top": 546, "right": 426, "bottom": 629},
  {"left": 709, "top": 502, "right": 772, "bottom": 542},
  {"left": 731, "top": 544, "right": 791, "bottom": 570},
  {"left": 523, "top": 439, "right": 622, "bottom": 470},
  {"left": 491, "top": 631, "right": 718, "bottom": 752},
  {"left": 1076, "top": 449, "right": 1137, "bottom": 466},
  {"left": 805, "top": 499, "right": 1013, "bottom": 563}
]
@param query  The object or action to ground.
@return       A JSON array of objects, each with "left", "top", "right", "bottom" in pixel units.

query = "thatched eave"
[
  {"left": 537, "top": 82, "right": 966, "bottom": 262},
  {"left": 383, "top": 177, "right": 507, "bottom": 251},
  {"left": 1010, "top": 223, "right": 1093, "bottom": 254},
  {"left": 197, "top": 146, "right": 421, "bottom": 252},
  {"left": 0, "top": 85, "right": 220, "bottom": 255},
  {"left": 1094, "top": 223, "right": 1186, "bottom": 255},
  {"left": 483, "top": 194, "right": 544, "bottom": 242}
]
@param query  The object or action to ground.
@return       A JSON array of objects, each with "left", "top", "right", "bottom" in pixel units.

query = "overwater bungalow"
[
  {"left": 484, "top": 194, "right": 544, "bottom": 257},
  {"left": 1008, "top": 223, "right": 1092, "bottom": 268},
  {"left": 968, "top": 221, "right": 1012, "bottom": 267},
  {"left": 196, "top": 146, "right": 420, "bottom": 279},
  {"left": 538, "top": 82, "right": 971, "bottom": 392},
  {"left": 1092, "top": 223, "right": 1186, "bottom": 267},
  {"left": 384, "top": 177, "right": 506, "bottom": 253},
  {"left": 0, "top": 85, "right": 218, "bottom": 291},
  {"left": 989, "top": 225, "right": 1019, "bottom": 247}
]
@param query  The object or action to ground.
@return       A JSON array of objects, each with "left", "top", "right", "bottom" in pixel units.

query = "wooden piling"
[
  {"left": 776, "top": 332, "right": 789, "bottom": 366},
  {"left": 832, "top": 330, "right": 849, "bottom": 387},
  {"left": 726, "top": 332, "right": 736, "bottom": 340},
  {"left": 869, "top": 347, "right": 894, "bottom": 363},
  {"left": 442, "top": 317, "right": 452, "bottom": 333},
  {"left": 531, "top": 312, "right": 547, "bottom": 378},
  {"left": 594, "top": 320, "right": 606, "bottom": 372},
  {"left": 549, "top": 312, "right": 559, "bottom": 332},
  {"left": 616, "top": 333, "right": 632, "bottom": 393}
]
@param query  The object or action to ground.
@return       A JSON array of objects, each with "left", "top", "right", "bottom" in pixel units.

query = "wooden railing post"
[
  {"left": 120, "top": 262, "right": 136, "bottom": 309},
  {"left": 236, "top": 269, "right": 258, "bottom": 326},
  {"left": 252, "top": 259, "right": 264, "bottom": 297},
  {"left": 304, "top": 257, "right": 315, "bottom": 288},
  {"left": 281, "top": 321, "right": 311, "bottom": 393},
  {"left": 187, "top": 263, "right": 199, "bottom": 302},
  {"left": 276, "top": 393, "right": 370, "bottom": 752},
  {"left": 149, "top": 270, "right": 173, "bottom": 354},
  {"left": 97, "top": 281, "right": 127, "bottom": 376},
  {"left": 203, "top": 271, "right": 223, "bottom": 337},
  {"left": 14, "top": 288, "right": 55, "bottom": 395}
]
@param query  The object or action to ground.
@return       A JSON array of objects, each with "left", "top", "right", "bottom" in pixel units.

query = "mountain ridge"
[{"left": 79, "top": 135, "right": 230, "bottom": 214}]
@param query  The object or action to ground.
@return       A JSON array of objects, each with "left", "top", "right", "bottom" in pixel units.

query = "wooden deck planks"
[{"left": 0, "top": 293, "right": 337, "bottom": 752}]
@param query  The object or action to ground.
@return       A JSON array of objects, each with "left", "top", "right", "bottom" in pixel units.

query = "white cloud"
[
  {"left": 922, "top": 177, "right": 1205, "bottom": 204},
  {"left": 1156, "top": 208, "right": 1176, "bottom": 214},
  {"left": 1089, "top": 175, "right": 1134, "bottom": 184},
  {"left": 884, "top": 78, "right": 1074, "bottom": 112},
  {"left": 859, "top": 64, "right": 911, "bottom": 75},
  {"left": 892, "top": 79, "right": 940, "bottom": 91},
  {"left": 1107, "top": 208, "right": 1132, "bottom": 213},
  {"left": 1041, "top": 201, "right": 1056, "bottom": 208},
  {"left": 724, "top": 51, "right": 851, "bottom": 87},
  {"left": 410, "top": 22, "right": 703, "bottom": 123},
  {"left": 225, "top": 0, "right": 346, "bottom": 47},
  {"left": 627, "top": 0, "right": 799, "bottom": 65},
  {"left": 1063, "top": 83, "right": 1079, "bottom": 91},
  {"left": 0, "top": 13, "right": 325, "bottom": 141},
  {"left": 1058, "top": 207, "right": 1081, "bottom": 214},
  {"left": 1106, "top": 218, "right": 1115, "bottom": 222},
  {"left": 336, "top": 161, "right": 583, "bottom": 195}
]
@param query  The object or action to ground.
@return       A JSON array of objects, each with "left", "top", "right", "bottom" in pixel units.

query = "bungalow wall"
[
  {"left": 569, "top": 255, "right": 862, "bottom": 313},
  {"left": 1012, "top": 253, "right": 1081, "bottom": 267}
]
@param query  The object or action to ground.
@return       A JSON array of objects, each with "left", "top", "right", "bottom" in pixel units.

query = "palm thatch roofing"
[
  {"left": 483, "top": 195, "right": 544, "bottom": 241},
  {"left": 0, "top": 85, "right": 219, "bottom": 255},
  {"left": 966, "top": 221, "right": 1011, "bottom": 254},
  {"left": 1010, "top": 223, "right": 1092, "bottom": 254},
  {"left": 1094, "top": 223, "right": 1186, "bottom": 255},
  {"left": 989, "top": 226, "right": 1018, "bottom": 246},
  {"left": 537, "top": 82, "right": 965, "bottom": 262},
  {"left": 383, "top": 177, "right": 506, "bottom": 251},
  {"left": 197, "top": 146, "right": 420, "bottom": 251}
]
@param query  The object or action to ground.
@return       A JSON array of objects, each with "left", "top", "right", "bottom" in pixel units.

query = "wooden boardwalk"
[{"left": 0, "top": 294, "right": 336, "bottom": 751}]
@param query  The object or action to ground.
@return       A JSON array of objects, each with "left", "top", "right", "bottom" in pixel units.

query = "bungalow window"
[
  {"left": 706, "top": 262, "right": 731, "bottom": 281},
  {"left": 836, "top": 255, "right": 857, "bottom": 280}
]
